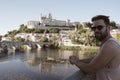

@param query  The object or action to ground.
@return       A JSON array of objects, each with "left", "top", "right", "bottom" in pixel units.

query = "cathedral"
[{"left": 27, "top": 13, "right": 74, "bottom": 29}]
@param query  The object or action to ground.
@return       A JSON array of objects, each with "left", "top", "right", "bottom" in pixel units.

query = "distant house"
[
  {"left": 110, "top": 29, "right": 120, "bottom": 37},
  {"left": 59, "top": 30, "right": 72, "bottom": 46},
  {"left": 116, "top": 24, "right": 120, "bottom": 29},
  {"left": 1, "top": 37, "right": 11, "bottom": 41}
]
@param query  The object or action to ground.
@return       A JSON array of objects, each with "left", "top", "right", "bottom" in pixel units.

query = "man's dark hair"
[{"left": 91, "top": 15, "right": 110, "bottom": 25}]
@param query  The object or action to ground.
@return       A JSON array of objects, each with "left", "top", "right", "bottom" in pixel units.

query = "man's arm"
[
  {"left": 79, "top": 57, "right": 94, "bottom": 63},
  {"left": 70, "top": 42, "right": 116, "bottom": 74}
]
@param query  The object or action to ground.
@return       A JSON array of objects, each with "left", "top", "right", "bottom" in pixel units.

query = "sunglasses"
[{"left": 91, "top": 25, "right": 104, "bottom": 31}]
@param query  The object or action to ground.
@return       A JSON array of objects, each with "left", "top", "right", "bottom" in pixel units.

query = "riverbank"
[{"left": 59, "top": 45, "right": 99, "bottom": 51}]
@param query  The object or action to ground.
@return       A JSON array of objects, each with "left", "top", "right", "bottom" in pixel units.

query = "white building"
[
  {"left": 1, "top": 37, "right": 11, "bottom": 41},
  {"left": 27, "top": 13, "right": 74, "bottom": 29},
  {"left": 15, "top": 33, "right": 41, "bottom": 42}
]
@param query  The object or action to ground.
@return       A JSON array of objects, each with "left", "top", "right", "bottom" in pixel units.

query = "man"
[{"left": 69, "top": 15, "right": 120, "bottom": 80}]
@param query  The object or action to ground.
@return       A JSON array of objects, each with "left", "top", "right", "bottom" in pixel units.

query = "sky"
[{"left": 0, "top": 0, "right": 120, "bottom": 35}]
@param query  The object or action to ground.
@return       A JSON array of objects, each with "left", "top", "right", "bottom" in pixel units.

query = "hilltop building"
[{"left": 27, "top": 13, "right": 74, "bottom": 29}]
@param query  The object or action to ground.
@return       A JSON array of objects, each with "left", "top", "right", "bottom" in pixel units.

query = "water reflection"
[
  {"left": 26, "top": 49, "right": 73, "bottom": 74},
  {"left": 0, "top": 49, "right": 97, "bottom": 80}
]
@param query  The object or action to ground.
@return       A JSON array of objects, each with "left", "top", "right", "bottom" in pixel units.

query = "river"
[{"left": 0, "top": 49, "right": 96, "bottom": 80}]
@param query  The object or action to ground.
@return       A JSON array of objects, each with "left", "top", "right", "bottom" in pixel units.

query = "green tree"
[
  {"left": 13, "top": 37, "right": 25, "bottom": 42},
  {"left": 0, "top": 35, "right": 2, "bottom": 41},
  {"left": 49, "top": 28, "right": 59, "bottom": 33},
  {"left": 110, "top": 21, "right": 117, "bottom": 29},
  {"left": 74, "top": 22, "right": 83, "bottom": 30},
  {"left": 71, "top": 27, "right": 98, "bottom": 46},
  {"left": 40, "top": 37, "right": 48, "bottom": 42},
  {"left": 19, "top": 24, "right": 28, "bottom": 32},
  {"left": 82, "top": 22, "right": 91, "bottom": 28},
  {"left": 6, "top": 30, "right": 19, "bottom": 38}
]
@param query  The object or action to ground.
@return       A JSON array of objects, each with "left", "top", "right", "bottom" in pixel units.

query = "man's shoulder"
[
  {"left": 103, "top": 38, "right": 120, "bottom": 48},
  {"left": 108, "top": 38, "right": 120, "bottom": 48},
  {"left": 101, "top": 38, "right": 120, "bottom": 55}
]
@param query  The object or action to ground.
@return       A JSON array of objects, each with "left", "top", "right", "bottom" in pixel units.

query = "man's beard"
[{"left": 95, "top": 30, "right": 108, "bottom": 41}]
